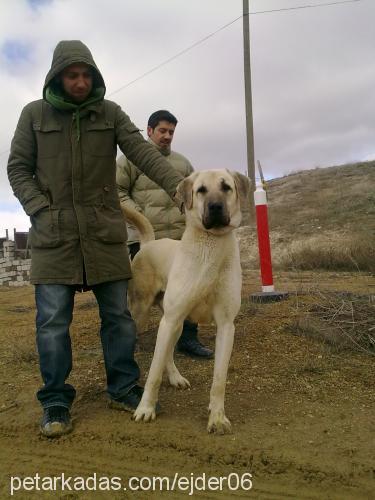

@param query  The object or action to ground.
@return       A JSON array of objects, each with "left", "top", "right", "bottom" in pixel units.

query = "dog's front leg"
[
  {"left": 207, "top": 318, "right": 235, "bottom": 435},
  {"left": 133, "top": 316, "right": 182, "bottom": 422}
]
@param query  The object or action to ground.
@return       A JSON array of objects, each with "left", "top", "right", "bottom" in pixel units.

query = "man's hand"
[{"left": 172, "top": 191, "right": 185, "bottom": 214}]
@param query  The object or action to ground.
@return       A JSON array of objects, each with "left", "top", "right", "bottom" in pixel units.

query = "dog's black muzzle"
[{"left": 203, "top": 202, "right": 230, "bottom": 229}]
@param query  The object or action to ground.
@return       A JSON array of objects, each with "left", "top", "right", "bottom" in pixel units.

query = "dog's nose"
[{"left": 208, "top": 202, "right": 223, "bottom": 214}]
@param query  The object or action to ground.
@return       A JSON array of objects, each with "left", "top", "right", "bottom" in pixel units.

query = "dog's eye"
[
  {"left": 221, "top": 183, "right": 232, "bottom": 192},
  {"left": 196, "top": 185, "right": 207, "bottom": 194}
]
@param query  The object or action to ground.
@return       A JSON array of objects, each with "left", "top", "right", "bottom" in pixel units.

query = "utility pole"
[{"left": 243, "top": 0, "right": 255, "bottom": 187}]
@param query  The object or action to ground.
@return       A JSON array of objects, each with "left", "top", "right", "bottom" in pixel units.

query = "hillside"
[
  {"left": 238, "top": 161, "right": 375, "bottom": 272},
  {"left": 267, "top": 161, "right": 375, "bottom": 235}
]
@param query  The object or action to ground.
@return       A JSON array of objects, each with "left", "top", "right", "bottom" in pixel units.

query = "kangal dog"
[{"left": 121, "top": 169, "right": 250, "bottom": 434}]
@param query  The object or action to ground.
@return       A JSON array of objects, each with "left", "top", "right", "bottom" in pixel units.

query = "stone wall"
[{"left": 0, "top": 241, "right": 31, "bottom": 287}]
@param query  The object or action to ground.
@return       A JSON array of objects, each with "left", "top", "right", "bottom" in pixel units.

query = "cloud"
[
  {"left": 1, "top": 0, "right": 374, "bottom": 234},
  {"left": 28, "top": 0, "right": 54, "bottom": 9},
  {"left": 0, "top": 210, "right": 30, "bottom": 238},
  {"left": 1, "top": 39, "right": 33, "bottom": 65}
]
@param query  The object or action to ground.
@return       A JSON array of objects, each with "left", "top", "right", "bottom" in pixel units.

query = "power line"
[
  {"left": 108, "top": 16, "right": 242, "bottom": 97},
  {"left": 0, "top": 0, "right": 363, "bottom": 155},
  {"left": 109, "top": 0, "right": 362, "bottom": 96},
  {"left": 249, "top": 0, "right": 361, "bottom": 16}
]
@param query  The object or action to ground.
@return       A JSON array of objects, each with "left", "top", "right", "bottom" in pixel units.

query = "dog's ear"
[
  {"left": 175, "top": 172, "right": 199, "bottom": 211},
  {"left": 231, "top": 172, "right": 252, "bottom": 204}
]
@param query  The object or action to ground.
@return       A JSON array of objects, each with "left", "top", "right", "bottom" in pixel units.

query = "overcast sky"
[{"left": 1, "top": 0, "right": 373, "bottom": 235}]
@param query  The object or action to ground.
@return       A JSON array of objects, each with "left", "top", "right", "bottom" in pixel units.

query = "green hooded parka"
[{"left": 7, "top": 40, "right": 183, "bottom": 285}]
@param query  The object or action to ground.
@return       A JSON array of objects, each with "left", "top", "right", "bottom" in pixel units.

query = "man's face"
[
  {"left": 61, "top": 63, "right": 93, "bottom": 103},
  {"left": 147, "top": 120, "right": 176, "bottom": 150}
]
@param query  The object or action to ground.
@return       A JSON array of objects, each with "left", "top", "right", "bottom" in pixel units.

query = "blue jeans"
[{"left": 35, "top": 280, "right": 140, "bottom": 409}]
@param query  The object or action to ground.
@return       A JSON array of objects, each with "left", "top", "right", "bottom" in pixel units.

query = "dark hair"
[{"left": 147, "top": 110, "right": 178, "bottom": 129}]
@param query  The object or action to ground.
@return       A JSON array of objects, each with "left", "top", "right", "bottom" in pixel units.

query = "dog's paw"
[
  {"left": 132, "top": 404, "right": 157, "bottom": 423},
  {"left": 168, "top": 373, "right": 191, "bottom": 389},
  {"left": 207, "top": 411, "right": 232, "bottom": 435}
]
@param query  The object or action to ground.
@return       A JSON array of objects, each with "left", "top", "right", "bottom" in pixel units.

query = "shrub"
[{"left": 291, "top": 291, "right": 375, "bottom": 355}]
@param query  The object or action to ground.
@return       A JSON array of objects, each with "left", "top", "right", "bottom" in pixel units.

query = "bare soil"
[{"left": 0, "top": 270, "right": 374, "bottom": 499}]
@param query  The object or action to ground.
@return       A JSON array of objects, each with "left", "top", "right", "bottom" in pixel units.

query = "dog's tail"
[{"left": 120, "top": 203, "right": 155, "bottom": 246}]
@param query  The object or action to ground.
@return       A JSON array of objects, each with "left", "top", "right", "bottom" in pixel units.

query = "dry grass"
[
  {"left": 278, "top": 234, "right": 375, "bottom": 273},
  {"left": 291, "top": 291, "right": 375, "bottom": 355},
  {"left": 9, "top": 342, "right": 38, "bottom": 364}
]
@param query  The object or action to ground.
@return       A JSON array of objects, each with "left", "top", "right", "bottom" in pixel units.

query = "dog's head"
[{"left": 176, "top": 170, "right": 251, "bottom": 234}]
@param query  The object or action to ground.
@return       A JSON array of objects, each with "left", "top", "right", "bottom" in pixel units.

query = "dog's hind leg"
[
  {"left": 127, "top": 276, "right": 158, "bottom": 332},
  {"left": 128, "top": 294, "right": 154, "bottom": 333}
]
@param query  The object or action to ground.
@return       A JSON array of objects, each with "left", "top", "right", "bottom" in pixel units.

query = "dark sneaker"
[
  {"left": 40, "top": 406, "right": 72, "bottom": 438},
  {"left": 177, "top": 338, "right": 214, "bottom": 359},
  {"left": 109, "top": 385, "right": 161, "bottom": 414}
]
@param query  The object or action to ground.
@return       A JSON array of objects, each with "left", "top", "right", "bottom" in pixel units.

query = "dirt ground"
[{"left": 0, "top": 270, "right": 373, "bottom": 499}]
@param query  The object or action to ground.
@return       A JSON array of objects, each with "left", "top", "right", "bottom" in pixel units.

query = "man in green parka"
[{"left": 7, "top": 40, "right": 184, "bottom": 438}]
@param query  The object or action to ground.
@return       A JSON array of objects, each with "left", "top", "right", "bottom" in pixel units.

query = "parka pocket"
[
  {"left": 83, "top": 121, "right": 116, "bottom": 157},
  {"left": 60, "top": 209, "right": 80, "bottom": 241},
  {"left": 88, "top": 206, "right": 127, "bottom": 243},
  {"left": 34, "top": 123, "right": 63, "bottom": 159},
  {"left": 29, "top": 208, "right": 61, "bottom": 248}
]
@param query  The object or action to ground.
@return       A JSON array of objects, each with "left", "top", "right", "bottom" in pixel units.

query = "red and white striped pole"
[
  {"left": 251, "top": 180, "right": 288, "bottom": 302},
  {"left": 254, "top": 181, "right": 274, "bottom": 292}
]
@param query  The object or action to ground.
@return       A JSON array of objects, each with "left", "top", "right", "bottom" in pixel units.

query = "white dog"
[{"left": 121, "top": 169, "right": 250, "bottom": 434}]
